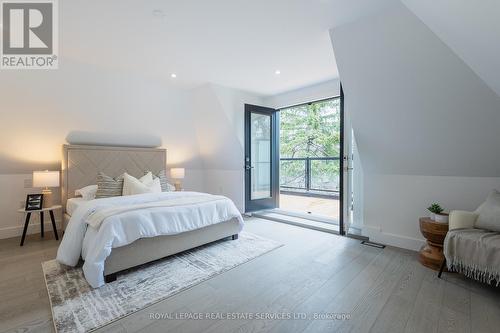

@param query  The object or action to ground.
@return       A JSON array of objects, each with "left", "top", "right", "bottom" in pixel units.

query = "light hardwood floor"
[{"left": 1, "top": 218, "right": 499, "bottom": 333}]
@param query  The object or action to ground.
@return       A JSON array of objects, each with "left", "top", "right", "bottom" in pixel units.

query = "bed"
[{"left": 57, "top": 145, "right": 243, "bottom": 288}]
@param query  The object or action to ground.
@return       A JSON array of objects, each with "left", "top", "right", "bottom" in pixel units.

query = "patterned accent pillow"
[
  {"left": 95, "top": 172, "right": 124, "bottom": 198},
  {"left": 145, "top": 170, "right": 175, "bottom": 192}
]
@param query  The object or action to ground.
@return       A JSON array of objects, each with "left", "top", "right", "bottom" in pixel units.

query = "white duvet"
[{"left": 56, "top": 191, "right": 244, "bottom": 288}]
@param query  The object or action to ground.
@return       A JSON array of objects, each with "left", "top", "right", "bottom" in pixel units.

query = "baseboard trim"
[
  {"left": 0, "top": 220, "right": 62, "bottom": 240},
  {"left": 363, "top": 225, "right": 425, "bottom": 251}
]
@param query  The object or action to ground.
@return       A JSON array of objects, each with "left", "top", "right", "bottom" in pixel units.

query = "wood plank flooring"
[{"left": 1, "top": 217, "right": 499, "bottom": 333}]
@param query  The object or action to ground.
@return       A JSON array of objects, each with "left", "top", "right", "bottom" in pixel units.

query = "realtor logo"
[{"left": 1, "top": 0, "right": 58, "bottom": 69}]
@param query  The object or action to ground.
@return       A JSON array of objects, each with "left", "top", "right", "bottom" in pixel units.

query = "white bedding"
[
  {"left": 57, "top": 191, "right": 244, "bottom": 288},
  {"left": 66, "top": 197, "right": 87, "bottom": 216}
]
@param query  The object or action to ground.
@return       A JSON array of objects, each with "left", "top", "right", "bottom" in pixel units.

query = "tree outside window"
[{"left": 280, "top": 98, "right": 341, "bottom": 192}]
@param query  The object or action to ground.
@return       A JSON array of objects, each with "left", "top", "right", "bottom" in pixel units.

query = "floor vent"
[{"left": 361, "top": 240, "right": 386, "bottom": 249}]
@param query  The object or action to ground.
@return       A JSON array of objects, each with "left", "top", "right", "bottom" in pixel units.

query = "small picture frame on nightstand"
[{"left": 25, "top": 194, "right": 43, "bottom": 211}]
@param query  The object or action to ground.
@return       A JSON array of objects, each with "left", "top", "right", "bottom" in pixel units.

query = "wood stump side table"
[{"left": 418, "top": 217, "right": 449, "bottom": 271}]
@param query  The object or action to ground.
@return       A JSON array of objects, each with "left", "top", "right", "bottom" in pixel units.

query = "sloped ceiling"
[
  {"left": 402, "top": 0, "right": 500, "bottom": 98},
  {"left": 330, "top": 2, "right": 500, "bottom": 177}
]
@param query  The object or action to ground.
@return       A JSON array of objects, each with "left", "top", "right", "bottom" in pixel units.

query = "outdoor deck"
[{"left": 279, "top": 193, "right": 339, "bottom": 219}]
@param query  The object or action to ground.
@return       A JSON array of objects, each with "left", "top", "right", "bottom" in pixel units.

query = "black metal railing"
[{"left": 280, "top": 157, "right": 340, "bottom": 194}]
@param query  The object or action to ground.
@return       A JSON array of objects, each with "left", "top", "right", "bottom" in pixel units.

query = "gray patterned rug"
[{"left": 42, "top": 232, "right": 282, "bottom": 333}]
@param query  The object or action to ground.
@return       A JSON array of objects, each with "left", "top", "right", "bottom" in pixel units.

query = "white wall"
[
  {"left": 364, "top": 175, "right": 500, "bottom": 250},
  {"left": 190, "top": 83, "right": 265, "bottom": 212},
  {"left": 0, "top": 60, "right": 206, "bottom": 238},
  {"left": 0, "top": 57, "right": 270, "bottom": 239},
  {"left": 332, "top": 4, "right": 500, "bottom": 177},
  {"left": 331, "top": 3, "right": 500, "bottom": 250},
  {"left": 351, "top": 131, "right": 364, "bottom": 231}
]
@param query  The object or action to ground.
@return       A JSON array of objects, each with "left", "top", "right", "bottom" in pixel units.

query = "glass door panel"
[
  {"left": 251, "top": 112, "right": 271, "bottom": 200},
  {"left": 244, "top": 104, "right": 278, "bottom": 212}
]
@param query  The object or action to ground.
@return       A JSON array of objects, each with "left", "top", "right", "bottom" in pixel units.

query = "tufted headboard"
[{"left": 61, "top": 144, "right": 166, "bottom": 215}]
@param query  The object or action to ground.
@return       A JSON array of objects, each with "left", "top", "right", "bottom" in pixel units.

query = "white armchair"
[
  {"left": 438, "top": 210, "right": 479, "bottom": 277},
  {"left": 439, "top": 195, "right": 500, "bottom": 286}
]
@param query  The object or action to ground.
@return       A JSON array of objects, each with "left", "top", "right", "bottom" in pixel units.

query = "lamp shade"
[
  {"left": 33, "top": 170, "right": 60, "bottom": 188},
  {"left": 170, "top": 168, "right": 185, "bottom": 179}
]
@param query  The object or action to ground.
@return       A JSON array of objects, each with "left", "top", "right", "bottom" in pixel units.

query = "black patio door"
[{"left": 244, "top": 104, "right": 279, "bottom": 212}]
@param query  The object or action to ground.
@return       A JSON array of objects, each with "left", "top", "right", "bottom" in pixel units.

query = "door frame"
[
  {"left": 339, "top": 83, "right": 345, "bottom": 235},
  {"left": 270, "top": 90, "right": 346, "bottom": 235},
  {"left": 244, "top": 104, "right": 280, "bottom": 212}
]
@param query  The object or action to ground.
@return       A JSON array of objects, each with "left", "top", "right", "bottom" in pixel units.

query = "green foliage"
[
  {"left": 280, "top": 99, "right": 341, "bottom": 158},
  {"left": 280, "top": 99, "right": 341, "bottom": 190},
  {"left": 427, "top": 203, "right": 444, "bottom": 214}
]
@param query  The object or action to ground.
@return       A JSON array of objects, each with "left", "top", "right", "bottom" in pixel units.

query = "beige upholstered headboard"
[{"left": 61, "top": 144, "right": 166, "bottom": 214}]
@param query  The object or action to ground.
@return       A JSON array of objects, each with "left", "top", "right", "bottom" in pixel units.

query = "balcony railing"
[{"left": 280, "top": 157, "right": 340, "bottom": 195}]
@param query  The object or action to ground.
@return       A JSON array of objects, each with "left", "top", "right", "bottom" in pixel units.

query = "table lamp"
[
  {"left": 170, "top": 168, "right": 185, "bottom": 191},
  {"left": 33, "top": 170, "right": 60, "bottom": 208}
]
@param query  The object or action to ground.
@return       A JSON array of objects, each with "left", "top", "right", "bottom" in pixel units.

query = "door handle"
[{"left": 245, "top": 165, "right": 254, "bottom": 170}]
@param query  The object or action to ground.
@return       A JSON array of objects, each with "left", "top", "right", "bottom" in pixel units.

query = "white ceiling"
[{"left": 60, "top": 0, "right": 396, "bottom": 95}]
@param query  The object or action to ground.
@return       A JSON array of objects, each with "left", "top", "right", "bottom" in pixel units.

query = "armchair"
[{"left": 438, "top": 205, "right": 500, "bottom": 286}]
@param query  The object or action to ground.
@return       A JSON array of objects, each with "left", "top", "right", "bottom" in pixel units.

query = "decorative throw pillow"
[
  {"left": 122, "top": 172, "right": 162, "bottom": 196},
  {"left": 145, "top": 170, "right": 175, "bottom": 192},
  {"left": 95, "top": 172, "right": 124, "bottom": 198},
  {"left": 474, "top": 189, "right": 500, "bottom": 232},
  {"left": 75, "top": 185, "right": 98, "bottom": 200},
  {"left": 122, "top": 172, "right": 153, "bottom": 195}
]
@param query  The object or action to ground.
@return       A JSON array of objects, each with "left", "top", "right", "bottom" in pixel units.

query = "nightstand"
[{"left": 18, "top": 205, "right": 61, "bottom": 246}]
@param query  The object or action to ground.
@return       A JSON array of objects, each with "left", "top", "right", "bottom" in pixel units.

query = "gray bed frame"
[{"left": 61, "top": 144, "right": 240, "bottom": 283}]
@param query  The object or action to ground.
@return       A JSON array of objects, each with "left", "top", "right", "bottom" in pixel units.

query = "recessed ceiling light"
[
  {"left": 171, "top": 73, "right": 177, "bottom": 78},
  {"left": 275, "top": 70, "right": 281, "bottom": 75}
]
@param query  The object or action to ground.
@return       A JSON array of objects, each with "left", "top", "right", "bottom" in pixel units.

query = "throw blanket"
[
  {"left": 444, "top": 229, "right": 500, "bottom": 286},
  {"left": 57, "top": 192, "right": 244, "bottom": 288}
]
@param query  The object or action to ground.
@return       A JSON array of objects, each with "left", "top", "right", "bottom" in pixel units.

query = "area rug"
[{"left": 42, "top": 232, "right": 282, "bottom": 333}]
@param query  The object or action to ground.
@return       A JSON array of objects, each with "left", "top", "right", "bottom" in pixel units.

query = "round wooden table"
[{"left": 418, "top": 217, "right": 449, "bottom": 271}]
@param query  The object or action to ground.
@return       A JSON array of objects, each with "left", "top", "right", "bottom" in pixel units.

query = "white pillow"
[
  {"left": 475, "top": 189, "right": 500, "bottom": 232},
  {"left": 75, "top": 185, "right": 98, "bottom": 200},
  {"left": 123, "top": 172, "right": 153, "bottom": 194},
  {"left": 122, "top": 172, "right": 161, "bottom": 196}
]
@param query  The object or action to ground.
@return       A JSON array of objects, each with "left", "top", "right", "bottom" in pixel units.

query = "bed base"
[
  {"left": 103, "top": 232, "right": 239, "bottom": 283},
  {"left": 102, "top": 219, "right": 241, "bottom": 283},
  {"left": 105, "top": 273, "right": 117, "bottom": 283}
]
